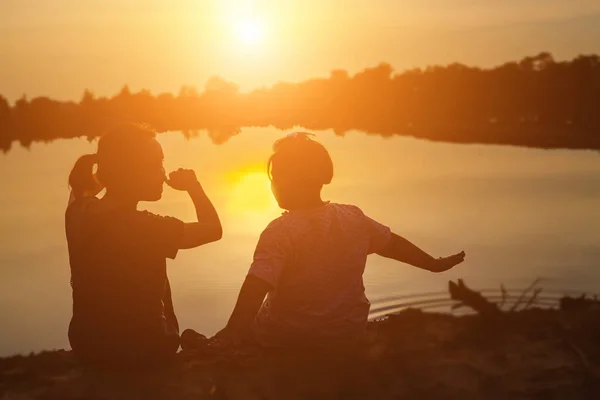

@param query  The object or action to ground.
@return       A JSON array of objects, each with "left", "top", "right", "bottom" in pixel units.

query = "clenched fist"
[{"left": 166, "top": 168, "right": 200, "bottom": 191}]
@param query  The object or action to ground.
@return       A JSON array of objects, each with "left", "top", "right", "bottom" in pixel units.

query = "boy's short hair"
[{"left": 267, "top": 132, "right": 333, "bottom": 186}]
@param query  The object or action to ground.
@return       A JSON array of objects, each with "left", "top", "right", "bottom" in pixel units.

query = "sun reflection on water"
[{"left": 224, "top": 165, "right": 280, "bottom": 231}]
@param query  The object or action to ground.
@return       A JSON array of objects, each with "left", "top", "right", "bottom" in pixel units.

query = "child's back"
[
  {"left": 250, "top": 202, "right": 390, "bottom": 345},
  {"left": 216, "top": 133, "right": 464, "bottom": 349},
  {"left": 66, "top": 196, "right": 183, "bottom": 361}
]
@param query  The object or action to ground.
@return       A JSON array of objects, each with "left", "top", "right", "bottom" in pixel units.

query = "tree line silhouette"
[{"left": 1, "top": 52, "right": 600, "bottom": 153}]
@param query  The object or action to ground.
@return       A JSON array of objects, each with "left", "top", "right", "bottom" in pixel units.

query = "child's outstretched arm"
[
  {"left": 167, "top": 168, "right": 223, "bottom": 249},
  {"left": 377, "top": 233, "right": 465, "bottom": 273}
]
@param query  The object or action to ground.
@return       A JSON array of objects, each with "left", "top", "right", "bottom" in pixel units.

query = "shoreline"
[
  {"left": 1, "top": 280, "right": 599, "bottom": 399},
  {"left": 4, "top": 123, "right": 600, "bottom": 154}
]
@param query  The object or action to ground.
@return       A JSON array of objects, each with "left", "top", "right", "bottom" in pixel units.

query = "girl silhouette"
[{"left": 66, "top": 124, "right": 222, "bottom": 366}]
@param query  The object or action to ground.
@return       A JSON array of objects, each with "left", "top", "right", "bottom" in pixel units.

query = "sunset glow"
[
  {"left": 234, "top": 17, "right": 265, "bottom": 48},
  {"left": 226, "top": 169, "right": 277, "bottom": 214},
  {"left": 3, "top": 0, "right": 600, "bottom": 379}
]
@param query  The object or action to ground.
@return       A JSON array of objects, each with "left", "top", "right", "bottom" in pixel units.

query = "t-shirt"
[
  {"left": 65, "top": 197, "right": 184, "bottom": 359},
  {"left": 248, "top": 202, "right": 391, "bottom": 346}
]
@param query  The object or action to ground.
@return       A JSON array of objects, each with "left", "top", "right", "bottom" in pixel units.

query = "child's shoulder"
[
  {"left": 263, "top": 213, "right": 290, "bottom": 232},
  {"left": 269, "top": 203, "right": 366, "bottom": 228},
  {"left": 257, "top": 215, "right": 292, "bottom": 242},
  {"left": 329, "top": 202, "right": 365, "bottom": 216},
  {"left": 66, "top": 196, "right": 98, "bottom": 218}
]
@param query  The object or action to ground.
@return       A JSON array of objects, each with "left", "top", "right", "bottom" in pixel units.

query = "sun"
[
  {"left": 221, "top": 0, "right": 269, "bottom": 52},
  {"left": 235, "top": 18, "right": 264, "bottom": 46},
  {"left": 223, "top": 169, "right": 279, "bottom": 234},
  {"left": 225, "top": 168, "right": 277, "bottom": 214}
]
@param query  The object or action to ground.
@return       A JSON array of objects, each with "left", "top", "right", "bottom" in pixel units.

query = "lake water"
[{"left": 1, "top": 128, "right": 599, "bottom": 356}]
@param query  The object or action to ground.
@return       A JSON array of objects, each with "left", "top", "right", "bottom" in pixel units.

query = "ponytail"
[{"left": 68, "top": 154, "right": 102, "bottom": 199}]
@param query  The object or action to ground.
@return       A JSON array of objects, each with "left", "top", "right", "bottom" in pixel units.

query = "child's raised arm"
[
  {"left": 166, "top": 168, "right": 223, "bottom": 249},
  {"left": 376, "top": 233, "right": 465, "bottom": 273}
]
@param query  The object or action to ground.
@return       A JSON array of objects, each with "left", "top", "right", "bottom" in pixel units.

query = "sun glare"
[
  {"left": 226, "top": 170, "right": 276, "bottom": 214},
  {"left": 222, "top": 1, "right": 269, "bottom": 53},
  {"left": 235, "top": 18, "right": 265, "bottom": 46}
]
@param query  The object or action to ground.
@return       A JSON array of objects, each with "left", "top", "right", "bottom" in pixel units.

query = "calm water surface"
[{"left": 1, "top": 128, "right": 599, "bottom": 356}]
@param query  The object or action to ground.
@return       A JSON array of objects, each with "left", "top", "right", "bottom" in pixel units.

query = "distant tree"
[{"left": 2, "top": 53, "right": 600, "bottom": 152}]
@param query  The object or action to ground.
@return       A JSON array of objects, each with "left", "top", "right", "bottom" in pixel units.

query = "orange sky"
[{"left": 2, "top": 0, "right": 600, "bottom": 103}]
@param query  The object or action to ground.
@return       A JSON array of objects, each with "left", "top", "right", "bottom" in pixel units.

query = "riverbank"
[{"left": 1, "top": 282, "right": 599, "bottom": 399}]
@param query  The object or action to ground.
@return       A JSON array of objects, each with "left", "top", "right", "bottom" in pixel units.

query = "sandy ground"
[{"left": 1, "top": 299, "right": 600, "bottom": 399}]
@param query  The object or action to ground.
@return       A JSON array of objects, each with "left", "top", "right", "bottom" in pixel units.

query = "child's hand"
[
  {"left": 429, "top": 251, "right": 465, "bottom": 272},
  {"left": 166, "top": 168, "right": 200, "bottom": 191},
  {"left": 209, "top": 327, "right": 245, "bottom": 349},
  {"left": 86, "top": 174, "right": 104, "bottom": 197}
]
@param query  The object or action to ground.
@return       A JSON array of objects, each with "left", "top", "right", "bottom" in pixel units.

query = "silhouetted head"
[
  {"left": 69, "top": 124, "right": 166, "bottom": 202},
  {"left": 267, "top": 132, "right": 333, "bottom": 210}
]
